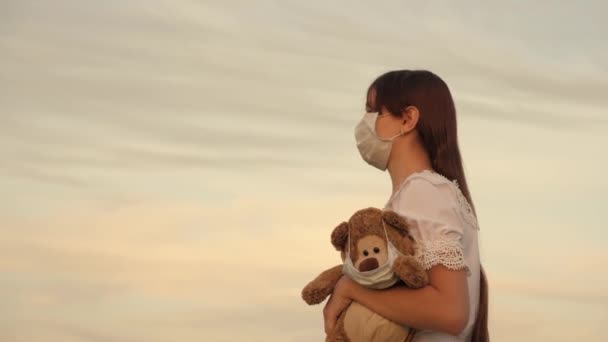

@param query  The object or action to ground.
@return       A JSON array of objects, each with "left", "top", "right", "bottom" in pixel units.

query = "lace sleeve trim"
[{"left": 416, "top": 239, "right": 471, "bottom": 277}]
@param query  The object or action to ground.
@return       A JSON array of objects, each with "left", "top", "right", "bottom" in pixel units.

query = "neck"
[{"left": 387, "top": 142, "right": 434, "bottom": 194}]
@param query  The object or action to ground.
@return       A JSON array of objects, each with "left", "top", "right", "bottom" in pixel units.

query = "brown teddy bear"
[{"left": 301, "top": 207, "right": 429, "bottom": 342}]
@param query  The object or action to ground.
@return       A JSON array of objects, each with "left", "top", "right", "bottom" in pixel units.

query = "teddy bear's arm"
[
  {"left": 392, "top": 255, "right": 429, "bottom": 289},
  {"left": 301, "top": 264, "right": 344, "bottom": 305}
]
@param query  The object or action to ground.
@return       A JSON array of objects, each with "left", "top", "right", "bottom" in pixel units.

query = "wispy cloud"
[{"left": 1, "top": 0, "right": 607, "bottom": 341}]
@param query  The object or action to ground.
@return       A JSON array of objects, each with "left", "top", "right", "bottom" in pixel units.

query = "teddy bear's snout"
[{"left": 359, "top": 257, "right": 379, "bottom": 272}]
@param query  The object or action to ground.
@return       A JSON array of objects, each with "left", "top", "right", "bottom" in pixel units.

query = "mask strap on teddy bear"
[
  {"left": 382, "top": 220, "right": 390, "bottom": 242},
  {"left": 346, "top": 225, "right": 351, "bottom": 256}
]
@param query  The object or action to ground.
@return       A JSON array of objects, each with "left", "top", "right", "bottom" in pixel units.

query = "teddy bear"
[{"left": 301, "top": 207, "right": 429, "bottom": 342}]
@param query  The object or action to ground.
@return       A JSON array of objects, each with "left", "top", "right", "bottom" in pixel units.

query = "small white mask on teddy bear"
[{"left": 342, "top": 220, "right": 405, "bottom": 290}]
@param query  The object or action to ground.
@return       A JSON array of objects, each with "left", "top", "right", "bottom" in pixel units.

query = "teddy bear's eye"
[
  {"left": 373, "top": 247, "right": 380, "bottom": 253},
  {"left": 363, "top": 250, "right": 369, "bottom": 256}
]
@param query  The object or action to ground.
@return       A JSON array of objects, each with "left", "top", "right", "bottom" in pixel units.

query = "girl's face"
[
  {"left": 374, "top": 108, "right": 406, "bottom": 140},
  {"left": 367, "top": 89, "right": 411, "bottom": 139},
  {"left": 367, "top": 87, "right": 418, "bottom": 141}
]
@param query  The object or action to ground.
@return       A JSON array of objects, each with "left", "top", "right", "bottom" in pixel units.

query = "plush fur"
[{"left": 302, "top": 207, "right": 430, "bottom": 342}]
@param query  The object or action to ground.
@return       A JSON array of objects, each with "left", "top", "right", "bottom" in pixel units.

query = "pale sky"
[{"left": 1, "top": 1, "right": 607, "bottom": 341}]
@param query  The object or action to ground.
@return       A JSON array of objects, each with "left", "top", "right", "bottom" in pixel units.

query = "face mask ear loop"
[
  {"left": 384, "top": 218, "right": 404, "bottom": 257},
  {"left": 388, "top": 127, "right": 405, "bottom": 141},
  {"left": 347, "top": 226, "right": 351, "bottom": 256},
  {"left": 382, "top": 220, "right": 390, "bottom": 243}
]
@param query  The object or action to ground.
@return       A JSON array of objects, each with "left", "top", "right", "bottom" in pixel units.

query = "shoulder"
[
  {"left": 407, "top": 169, "right": 454, "bottom": 187},
  {"left": 391, "top": 170, "right": 457, "bottom": 212},
  {"left": 389, "top": 172, "right": 472, "bottom": 275},
  {"left": 388, "top": 170, "right": 479, "bottom": 232}
]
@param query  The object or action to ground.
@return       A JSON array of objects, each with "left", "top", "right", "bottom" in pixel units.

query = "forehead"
[{"left": 366, "top": 88, "right": 391, "bottom": 115}]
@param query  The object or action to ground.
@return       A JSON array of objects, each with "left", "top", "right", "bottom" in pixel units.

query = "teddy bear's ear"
[
  {"left": 381, "top": 209, "right": 411, "bottom": 234},
  {"left": 330, "top": 221, "right": 350, "bottom": 251}
]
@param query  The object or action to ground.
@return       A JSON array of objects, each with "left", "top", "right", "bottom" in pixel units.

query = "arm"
[{"left": 348, "top": 263, "right": 470, "bottom": 336}]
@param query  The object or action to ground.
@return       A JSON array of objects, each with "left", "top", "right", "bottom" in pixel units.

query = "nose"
[{"left": 359, "top": 257, "right": 379, "bottom": 272}]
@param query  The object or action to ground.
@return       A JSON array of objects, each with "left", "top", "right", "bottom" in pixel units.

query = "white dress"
[{"left": 383, "top": 169, "right": 481, "bottom": 342}]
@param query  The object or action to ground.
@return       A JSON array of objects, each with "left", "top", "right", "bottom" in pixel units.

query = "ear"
[
  {"left": 400, "top": 105, "right": 420, "bottom": 134},
  {"left": 330, "top": 221, "right": 349, "bottom": 251},
  {"left": 381, "top": 209, "right": 410, "bottom": 234}
]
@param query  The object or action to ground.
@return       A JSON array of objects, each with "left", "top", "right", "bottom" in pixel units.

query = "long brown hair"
[{"left": 365, "top": 70, "right": 489, "bottom": 342}]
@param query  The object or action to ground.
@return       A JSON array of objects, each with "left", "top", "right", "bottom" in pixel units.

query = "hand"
[{"left": 323, "top": 275, "right": 356, "bottom": 335}]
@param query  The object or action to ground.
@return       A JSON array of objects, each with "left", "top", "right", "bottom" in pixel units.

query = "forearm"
[{"left": 349, "top": 283, "right": 465, "bottom": 336}]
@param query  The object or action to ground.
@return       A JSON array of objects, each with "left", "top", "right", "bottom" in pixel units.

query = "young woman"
[{"left": 323, "top": 70, "right": 489, "bottom": 341}]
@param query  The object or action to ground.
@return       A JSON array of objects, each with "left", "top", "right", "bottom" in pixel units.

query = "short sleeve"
[{"left": 391, "top": 177, "right": 471, "bottom": 276}]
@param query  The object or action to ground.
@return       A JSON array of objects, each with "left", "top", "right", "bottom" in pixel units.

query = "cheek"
[
  {"left": 374, "top": 119, "right": 387, "bottom": 136},
  {"left": 375, "top": 119, "right": 398, "bottom": 139}
]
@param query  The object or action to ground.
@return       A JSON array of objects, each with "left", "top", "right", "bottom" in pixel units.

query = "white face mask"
[
  {"left": 354, "top": 112, "right": 405, "bottom": 171},
  {"left": 342, "top": 219, "right": 405, "bottom": 290}
]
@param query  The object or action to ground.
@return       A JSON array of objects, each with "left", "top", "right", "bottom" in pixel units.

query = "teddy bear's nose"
[{"left": 358, "top": 257, "right": 379, "bottom": 272}]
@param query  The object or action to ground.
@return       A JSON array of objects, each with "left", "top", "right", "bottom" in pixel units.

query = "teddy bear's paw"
[
  {"left": 392, "top": 256, "right": 429, "bottom": 289},
  {"left": 302, "top": 281, "right": 332, "bottom": 305}
]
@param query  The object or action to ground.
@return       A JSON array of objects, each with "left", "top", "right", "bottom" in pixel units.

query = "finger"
[
  {"left": 324, "top": 315, "right": 335, "bottom": 335},
  {"left": 322, "top": 293, "right": 332, "bottom": 316},
  {"left": 323, "top": 294, "right": 336, "bottom": 334}
]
